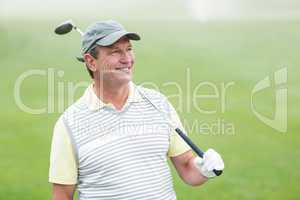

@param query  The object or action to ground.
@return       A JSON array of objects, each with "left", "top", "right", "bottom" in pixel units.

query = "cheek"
[
  {"left": 97, "top": 57, "right": 119, "bottom": 71},
  {"left": 129, "top": 52, "right": 135, "bottom": 64}
]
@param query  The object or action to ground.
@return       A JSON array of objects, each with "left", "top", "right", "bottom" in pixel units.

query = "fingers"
[
  {"left": 193, "top": 148, "right": 224, "bottom": 178},
  {"left": 204, "top": 149, "right": 224, "bottom": 168}
]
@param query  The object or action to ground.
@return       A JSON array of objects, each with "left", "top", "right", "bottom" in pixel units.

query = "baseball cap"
[{"left": 77, "top": 20, "right": 140, "bottom": 62}]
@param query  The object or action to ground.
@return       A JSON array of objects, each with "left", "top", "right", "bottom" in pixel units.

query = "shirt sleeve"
[
  {"left": 49, "top": 117, "right": 78, "bottom": 184},
  {"left": 167, "top": 102, "right": 191, "bottom": 157}
]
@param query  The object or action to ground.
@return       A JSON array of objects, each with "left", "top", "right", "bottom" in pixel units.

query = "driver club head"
[{"left": 54, "top": 20, "right": 75, "bottom": 35}]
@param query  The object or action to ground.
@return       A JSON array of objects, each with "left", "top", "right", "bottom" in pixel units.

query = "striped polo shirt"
[{"left": 49, "top": 81, "right": 191, "bottom": 200}]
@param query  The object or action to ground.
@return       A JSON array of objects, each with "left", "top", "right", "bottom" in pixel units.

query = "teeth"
[{"left": 117, "top": 67, "right": 130, "bottom": 72}]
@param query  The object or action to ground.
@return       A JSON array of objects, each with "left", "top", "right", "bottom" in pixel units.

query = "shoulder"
[
  {"left": 136, "top": 85, "right": 172, "bottom": 112},
  {"left": 54, "top": 96, "right": 89, "bottom": 129},
  {"left": 137, "top": 85, "right": 168, "bottom": 102},
  {"left": 62, "top": 96, "right": 88, "bottom": 115}
]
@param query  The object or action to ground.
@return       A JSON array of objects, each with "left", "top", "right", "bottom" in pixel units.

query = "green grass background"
[{"left": 0, "top": 18, "right": 299, "bottom": 199}]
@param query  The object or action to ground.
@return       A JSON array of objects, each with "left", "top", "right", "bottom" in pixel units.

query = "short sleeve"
[
  {"left": 49, "top": 117, "right": 78, "bottom": 184},
  {"left": 167, "top": 102, "right": 191, "bottom": 157}
]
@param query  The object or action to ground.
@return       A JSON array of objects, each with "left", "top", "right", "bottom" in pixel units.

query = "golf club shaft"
[
  {"left": 137, "top": 88, "right": 223, "bottom": 176},
  {"left": 74, "top": 26, "right": 84, "bottom": 35},
  {"left": 175, "top": 128, "right": 223, "bottom": 176}
]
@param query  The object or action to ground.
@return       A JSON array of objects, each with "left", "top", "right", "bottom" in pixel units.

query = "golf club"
[
  {"left": 54, "top": 20, "right": 83, "bottom": 36},
  {"left": 137, "top": 88, "right": 223, "bottom": 176},
  {"left": 174, "top": 128, "right": 223, "bottom": 176}
]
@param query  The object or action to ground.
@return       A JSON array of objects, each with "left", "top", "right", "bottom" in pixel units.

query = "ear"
[{"left": 83, "top": 53, "right": 97, "bottom": 72}]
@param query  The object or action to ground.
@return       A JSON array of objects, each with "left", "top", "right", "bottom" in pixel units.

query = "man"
[{"left": 49, "top": 20, "right": 224, "bottom": 200}]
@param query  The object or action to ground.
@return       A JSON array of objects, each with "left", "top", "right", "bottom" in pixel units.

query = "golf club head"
[{"left": 54, "top": 20, "right": 74, "bottom": 35}]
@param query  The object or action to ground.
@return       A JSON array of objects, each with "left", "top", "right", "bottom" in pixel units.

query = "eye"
[
  {"left": 111, "top": 50, "right": 120, "bottom": 55},
  {"left": 127, "top": 47, "right": 133, "bottom": 51}
]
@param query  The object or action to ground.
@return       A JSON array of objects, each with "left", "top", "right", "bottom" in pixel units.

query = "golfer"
[{"left": 49, "top": 20, "right": 224, "bottom": 200}]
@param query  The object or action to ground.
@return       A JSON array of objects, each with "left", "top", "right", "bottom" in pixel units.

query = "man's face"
[{"left": 92, "top": 37, "right": 135, "bottom": 86}]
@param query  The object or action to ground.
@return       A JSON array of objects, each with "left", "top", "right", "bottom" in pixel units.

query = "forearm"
[
  {"left": 179, "top": 156, "right": 208, "bottom": 186},
  {"left": 172, "top": 148, "right": 224, "bottom": 186},
  {"left": 53, "top": 184, "right": 75, "bottom": 200},
  {"left": 171, "top": 152, "right": 208, "bottom": 186},
  {"left": 53, "top": 193, "right": 73, "bottom": 200}
]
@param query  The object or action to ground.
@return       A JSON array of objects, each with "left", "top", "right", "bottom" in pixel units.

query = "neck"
[{"left": 93, "top": 80, "right": 130, "bottom": 111}]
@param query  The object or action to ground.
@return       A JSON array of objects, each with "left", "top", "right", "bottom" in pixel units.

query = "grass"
[{"left": 0, "top": 18, "right": 299, "bottom": 199}]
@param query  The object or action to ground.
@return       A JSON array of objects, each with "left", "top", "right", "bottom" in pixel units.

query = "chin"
[{"left": 115, "top": 74, "right": 132, "bottom": 85}]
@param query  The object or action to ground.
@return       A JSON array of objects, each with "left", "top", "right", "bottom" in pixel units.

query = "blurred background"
[{"left": 0, "top": 0, "right": 299, "bottom": 199}]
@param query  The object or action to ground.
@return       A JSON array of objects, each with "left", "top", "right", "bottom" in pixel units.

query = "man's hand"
[{"left": 193, "top": 148, "right": 224, "bottom": 178}]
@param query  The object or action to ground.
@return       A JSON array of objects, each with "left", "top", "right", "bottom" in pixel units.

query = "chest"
[{"left": 72, "top": 103, "right": 171, "bottom": 172}]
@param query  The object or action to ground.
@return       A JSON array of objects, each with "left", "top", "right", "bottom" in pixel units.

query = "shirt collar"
[{"left": 84, "top": 81, "right": 143, "bottom": 111}]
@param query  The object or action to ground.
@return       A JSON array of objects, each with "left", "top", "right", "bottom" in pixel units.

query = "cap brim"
[
  {"left": 77, "top": 30, "right": 141, "bottom": 62},
  {"left": 96, "top": 30, "right": 140, "bottom": 46}
]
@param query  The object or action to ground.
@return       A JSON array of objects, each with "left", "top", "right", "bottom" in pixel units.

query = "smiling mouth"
[{"left": 115, "top": 67, "right": 131, "bottom": 73}]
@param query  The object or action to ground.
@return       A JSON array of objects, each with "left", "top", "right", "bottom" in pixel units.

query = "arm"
[
  {"left": 165, "top": 99, "right": 224, "bottom": 185},
  {"left": 171, "top": 150, "right": 208, "bottom": 186},
  {"left": 171, "top": 148, "right": 225, "bottom": 186},
  {"left": 53, "top": 184, "right": 75, "bottom": 200},
  {"left": 49, "top": 118, "right": 78, "bottom": 199}
]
